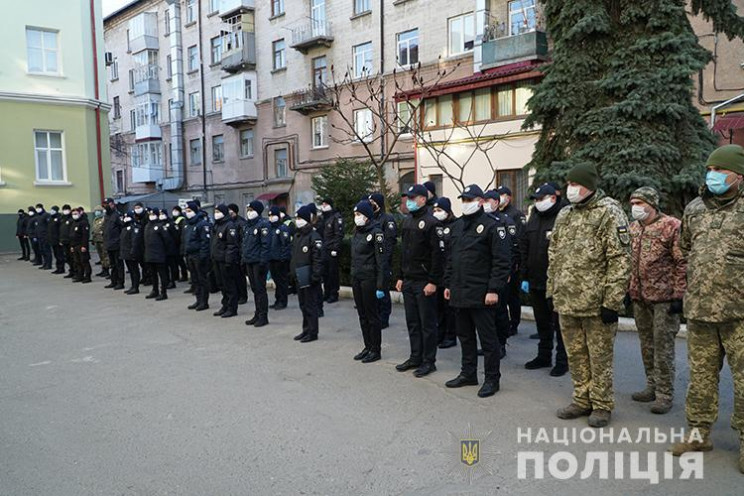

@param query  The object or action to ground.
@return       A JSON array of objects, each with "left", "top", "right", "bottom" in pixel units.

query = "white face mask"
[
  {"left": 149, "top": 215, "right": 158, "bottom": 221},
  {"left": 483, "top": 202, "right": 494, "bottom": 214},
  {"left": 321, "top": 204, "right": 332, "bottom": 213},
  {"left": 631, "top": 205, "right": 650, "bottom": 221},
  {"left": 28, "top": 211, "right": 35, "bottom": 216},
  {"left": 500, "top": 194, "right": 509, "bottom": 206},
  {"left": 185, "top": 210, "right": 196, "bottom": 219},
  {"left": 159, "top": 214, "right": 167, "bottom": 221},
  {"left": 51, "top": 209, "right": 58, "bottom": 215},
  {"left": 246, "top": 210, "right": 259, "bottom": 220},
  {"left": 134, "top": 208, "right": 143, "bottom": 215},
  {"left": 62, "top": 209, "right": 71, "bottom": 215},
  {"left": 535, "top": 198, "right": 556, "bottom": 213},
  {"left": 172, "top": 211, "right": 180, "bottom": 218},
  {"left": 566, "top": 185, "right": 585, "bottom": 204},
  {"left": 354, "top": 214, "right": 367, "bottom": 227},
  {"left": 269, "top": 215, "right": 279, "bottom": 223},
  {"left": 295, "top": 218, "right": 308, "bottom": 229},
  {"left": 214, "top": 212, "right": 224, "bottom": 221},
  {"left": 433, "top": 210, "right": 448, "bottom": 221},
  {"left": 461, "top": 201, "right": 480, "bottom": 216},
  {"left": 72, "top": 214, "right": 80, "bottom": 220},
  {"left": 35, "top": 208, "right": 43, "bottom": 214}
]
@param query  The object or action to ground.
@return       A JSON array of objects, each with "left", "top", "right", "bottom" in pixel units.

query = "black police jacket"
[
  {"left": 184, "top": 215, "right": 211, "bottom": 260},
  {"left": 437, "top": 216, "right": 458, "bottom": 258},
  {"left": 398, "top": 207, "right": 443, "bottom": 285},
  {"left": 16, "top": 214, "right": 27, "bottom": 236},
  {"left": 103, "top": 209, "right": 123, "bottom": 251},
  {"left": 444, "top": 209, "right": 512, "bottom": 308},
  {"left": 290, "top": 226, "right": 323, "bottom": 283},
  {"left": 33, "top": 211, "right": 50, "bottom": 240},
  {"left": 241, "top": 217, "right": 270, "bottom": 265},
  {"left": 489, "top": 211, "right": 519, "bottom": 271},
  {"left": 47, "top": 213, "right": 61, "bottom": 244},
  {"left": 144, "top": 220, "right": 170, "bottom": 264},
  {"left": 212, "top": 218, "right": 241, "bottom": 264},
  {"left": 520, "top": 199, "right": 565, "bottom": 291},
  {"left": 161, "top": 221, "right": 179, "bottom": 257},
  {"left": 21, "top": 215, "right": 33, "bottom": 236},
  {"left": 374, "top": 210, "right": 398, "bottom": 265},
  {"left": 268, "top": 221, "right": 292, "bottom": 262},
  {"left": 59, "top": 214, "right": 73, "bottom": 244},
  {"left": 70, "top": 215, "right": 90, "bottom": 249},
  {"left": 322, "top": 210, "right": 344, "bottom": 253},
  {"left": 351, "top": 221, "right": 388, "bottom": 289}
]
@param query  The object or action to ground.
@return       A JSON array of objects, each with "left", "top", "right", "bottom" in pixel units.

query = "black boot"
[
  {"left": 245, "top": 315, "right": 258, "bottom": 326},
  {"left": 155, "top": 292, "right": 168, "bottom": 301},
  {"left": 525, "top": 356, "right": 552, "bottom": 370},
  {"left": 145, "top": 290, "right": 159, "bottom": 299},
  {"left": 550, "top": 362, "right": 569, "bottom": 377}
]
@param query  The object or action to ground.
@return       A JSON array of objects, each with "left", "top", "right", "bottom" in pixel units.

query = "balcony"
[
  {"left": 289, "top": 87, "right": 332, "bottom": 115},
  {"left": 128, "top": 12, "right": 158, "bottom": 54},
  {"left": 290, "top": 21, "right": 333, "bottom": 54},
  {"left": 219, "top": 0, "right": 254, "bottom": 18},
  {"left": 135, "top": 124, "right": 161, "bottom": 141},
  {"left": 221, "top": 31, "right": 256, "bottom": 73},
  {"left": 222, "top": 98, "right": 257, "bottom": 126},
  {"left": 131, "top": 142, "right": 163, "bottom": 183},
  {"left": 133, "top": 64, "right": 160, "bottom": 96},
  {"left": 480, "top": 30, "right": 548, "bottom": 71}
]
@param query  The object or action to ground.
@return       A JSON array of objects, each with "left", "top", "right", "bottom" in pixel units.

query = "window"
[
  {"left": 354, "top": 0, "right": 370, "bottom": 15},
  {"left": 186, "top": 0, "right": 196, "bottom": 24},
  {"left": 509, "top": 0, "right": 537, "bottom": 36},
  {"left": 515, "top": 81, "right": 532, "bottom": 115},
  {"left": 352, "top": 42, "right": 373, "bottom": 78},
  {"left": 130, "top": 109, "right": 136, "bottom": 131},
  {"left": 212, "top": 135, "right": 224, "bottom": 162},
  {"left": 396, "top": 99, "right": 418, "bottom": 134},
  {"left": 240, "top": 129, "right": 254, "bottom": 158},
  {"left": 274, "top": 96, "right": 286, "bottom": 126},
  {"left": 439, "top": 95, "right": 453, "bottom": 125},
  {"left": 272, "top": 39, "right": 286, "bottom": 70},
  {"left": 110, "top": 58, "right": 119, "bottom": 81},
  {"left": 132, "top": 142, "right": 162, "bottom": 170},
  {"left": 189, "top": 91, "right": 201, "bottom": 117},
  {"left": 312, "top": 116, "right": 328, "bottom": 148},
  {"left": 313, "top": 56, "right": 327, "bottom": 89},
  {"left": 457, "top": 92, "right": 473, "bottom": 123},
  {"left": 474, "top": 88, "right": 491, "bottom": 121},
  {"left": 126, "top": 29, "right": 130, "bottom": 52},
  {"left": 188, "top": 45, "right": 198, "bottom": 72},
  {"left": 116, "top": 170, "right": 124, "bottom": 193},
  {"left": 353, "top": 108, "right": 374, "bottom": 142},
  {"left": 211, "top": 85, "right": 222, "bottom": 112},
  {"left": 396, "top": 29, "right": 418, "bottom": 67},
  {"left": 497, "top": 86, "right": 514, "bottom": 117},
  {"left": 210, "top": 36, "right": 222, "bottom": 64},
  {"left": 244, "top": 79, "right": 252, "bottom": 100},
  {"left": 164, "top": 8, "right": 170, "bottom": 35},
  {"left": 113, "top": 96, "right": 121, "bottom": 119},
  {"left": 128, "top": 69, "right": 135, "bottom": 91},
  {"left": 26, "top": 28, "right": 59, "bottom": 75},
  {"left": 272, "top": 0, "right": 285, "bottom": 16},
  {"left": 275, "top": 148, "right": 288, "bottom": 177},
  {"left": 166, "top": 54, "right": 172, "bottom": 79},
  {"left": 167, "top": 98, "right": 173, "bottom": 121},
  {"left": 209, "top": 0, "right": 219, "bottom": 14},
  {"left": 189, "top": 138, "right": 202, "bottom": 165},
  {"left": 449, "top": 13, "right": 475, "bottom": 55},
  {"left": 34, "top": 131, "right": 65, "bottom": 182},
  {"left": 135, "top": 97, "right": 160, "bottom": 127}
]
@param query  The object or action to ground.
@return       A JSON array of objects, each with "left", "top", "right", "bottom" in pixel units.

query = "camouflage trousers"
[
  {"left": 94, "top": 241, "right": 109, "bottom": 269},
  {"left": 560, "top": 315, "right": 617, "bottom": 411},
  {"left": 686, "top": 319, "right": 744, "bottom": 431},
  {"left": 633, "top": 301, "right": 680, "bottom": 400}
]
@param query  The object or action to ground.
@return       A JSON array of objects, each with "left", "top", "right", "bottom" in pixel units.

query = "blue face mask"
[
  {"left": 706, "top": 170, "right": 733, "bottom": 195},
  {"left": 406, "top": 199, "right": 420, "bottom": 212}
]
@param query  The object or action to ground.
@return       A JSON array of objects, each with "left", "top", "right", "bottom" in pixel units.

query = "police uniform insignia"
[
  {"left": 521, "top": 217, "right": 527, "bottom": 225},
  {"left": 261, "top": 228, "right": 268, "bottom": 236},
  {"left": 461, "top": 440, "right": 479, "bottom": 466},
  {"left": 315, "top": 240, "right": 323, "bottom": 248},
  {"left": 497, "top": 226, "right": 506, "bottom": 239},
  {"left": 253, "top": 228, "right": 258, "bottom": 235},
  {"left": 154, "top": 226, "right": 159, "bottom": 231},
  {"left": 165, "top": 223, "right": 170, "bottom": 228},
  {"left": 508, "top": 225, "right": 516, "bottom": 236},
  {"left": 229, "top": 229, "right": 236, "bottom": 236},
  {"left": 375, "top": 233, "right": 384, "bottom": 243},
  {"left": 74, "top": 227, "right": 78, "bottom": 231},
  {"left": 126, "top": 226, "right": 131, "bottom": 231},
  {"left": 204, "top": 226, "right": 210, "bottom": 232},
  {"left": 545, "top": 230, "right": 552, "bottom": 240},
  {"left": 134, "top": 228, "right": 140, "bottom": 233},
  {"left": 464, "top": 187, "right": 471, "bottom": 193},
  {"left": 444, "top": 227, "right": 450, "bottom": 235},
  {"left": 387, "top": 221, "right": 395, "bottom": 230},
  {"left": 302, "top": 246, "right": 309, "bottom": 253},
  {"left": 436, "top": 226, "right": 443, "bottom": 237},
  {"left": 617, "top": 225, "right": 630, "bottom": 245},
  {"left": 218, "top": 232, "right": 223, "bottom": 238},
  {"left": 282, "top": 232, "right": 288, "bottom": 238},
  {"left": 366, "top": 234, "right": 373, "bottom": 242},
  {"left": 338, "top": 218, "right": 343, "bottom": 224},
  {"left": 276, "top": 229, "right": 281, "bottom": 234},
  {"left": 418, "top": 220, "right": 425, "bottom": 229},
  {"left": 476, "top": 224, "right": 484, "bottom": 234}
]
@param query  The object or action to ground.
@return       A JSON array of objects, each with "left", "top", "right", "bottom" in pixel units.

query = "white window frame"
[
  {"left": 353, "top": 108, "right": 374, "bottom": 142},
  {"left": 354, "top": 0, "right": 371, "bottom": 15},
  {"left": 130, "top": 109, "right": 137, "bottom": 132},
  {"left": 508, "top": 0, "right": 537, "bottom": 37},
  {"left": 211, "top": 85, "right": 222, "bottom": 113},
  {"left": 166, "top": 54, "right": 172, "bottom": 79},
  {"left": 209, "top": 0, "right": 220, "bottom": 14},
  {"left": 274, "top": 96, "right": 286, "bottom": 127},
  {"left": 311, "top": 115, "right": 328, "bottom": 149},
  {"left": 212, "top": 135, "right": 224, "bottom": 162},
  {"left": 274, "top": 148, "right": 288, "bottom": 177},
  {"left": 189, "top": 91, "right": 201, "bottom": 118},
  {"left": 164, "top": 8, "right": 170, "bottom": 35},
  {"left": 396, "top": 29, "right": 419, "bottom": 68},
  {"left": 240, "top": 129, "right": 254, "bottom": 158},
  {"left": 188, "top": 45, "right": 198, "bottom": 72},
  {"left": 272, "top": 0, "right": 285, "bottom": 16},
  {"left": 131, "top": 142, "right": 162, "bottom": 170},
  {"left": 26, "top": 27, "right": 60, "bottom": 76},
  {"left": 186, "top": 0, "right": 196, "bottom": 24},
  {"left": 189, "top": 138, "right": 202, "bottom": 165},
  {"left": 210, "top": 36, "right": 222, "bottom": 64},
  {"left": 110, "top": 58, "right": 119, "bottom": 81},
  {"left": 272, "top": 39, "right": 286, "bottom": 70},
  {"left": 397, "top": 99, "right": 418, "bottom": 135},
  {"left": 448, "top": 13, "right": 475, "bottom": 56},
  {"left": 113, "top": 96, "right": 121, "bottom": 119},
  {"left": 352, "top": 42, "right": 373, "bottom": 78},
  {"left": 33, "top": 130, "right": 67, "bottom": 183}
]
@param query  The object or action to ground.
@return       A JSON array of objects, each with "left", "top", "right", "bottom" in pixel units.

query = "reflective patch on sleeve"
[{"left": 617, "top": 225, "right": 630, "bottom": 245}]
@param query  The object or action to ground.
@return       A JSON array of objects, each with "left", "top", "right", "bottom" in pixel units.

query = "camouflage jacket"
[
  {"left": 92, "top": 215, "right": 106, "bottom": 243},
  {"left": 681, "top": 187, "right": 744, "bottom": 323},
  {"left": 629, "top": 214, "right": 687, "bottom": 303},
  {"left": 547, "top": 190, "right": 631, "bottom": 316}
]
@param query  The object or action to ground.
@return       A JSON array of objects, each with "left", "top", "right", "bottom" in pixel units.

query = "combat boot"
[
  {"left": 669, "top": 427, "right": 713, "bottom": 456},
  {"left": 632, "top": 386, "right": 656, "bottom": 403},
  {"left": 556, "top": 403, "right": 592, "bottom": 419},
  {"left": 650, "top": 396, "right": 672, "bottom": 415},
  {"left": 525, "top": 356, "right": 552, "bottom": 370},
  {"left": 588, "top": 409, "right": 611, "bottom": 428}
]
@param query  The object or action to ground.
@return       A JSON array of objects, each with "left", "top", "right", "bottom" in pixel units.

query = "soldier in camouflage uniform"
[
  {"left": 670, "top": 145, "right": 744, "bottom": 473},
  {"left": 92, "top": 206, "right": 110, "bottom": 277},
  {"left": 548, "top": 162, "right": 631, "bottom": 428},
  {"left": 628, "top": 186, "right": 686, "bottom": 414}
]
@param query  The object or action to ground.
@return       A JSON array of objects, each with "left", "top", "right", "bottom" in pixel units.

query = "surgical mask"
[
  {"left": 214, "top": 212, "right": 224, "bottom": 221},
  {"left": 51, "top": 209, "right": 58, "bottom": 215},
  {"left": 483, "top": 202, "right": 494, "bottom": 213},
  {"left": 433, "top": 210, "right": 448, "bottom": 221},
  {"left": 72, "top": 214, "right": 80, "bottom": 220},
  {"left": 500, "top": 194, "right": 509, "bottom": 205},
  {"left": 159, "top": 214, "right": 167, "bottom": 221},
  {"left": 631, "top": 205, "right": 650, "bottom": 221},
  {"left": 35, "top": 208, "right": 42, "bottom": 214},
  {"left": 28, "top": 211, "right": 35, "bottom": 216},
  {"left": 247, "top": 210, "right": 259, "bottom": 220},
  {"left": 354, "top": 215, "right": 367, "bottom": 227},
  {"left": 321, "top": 204, "right": 332, "bottom": 213},
  {"left": 94, "top": 211, "right": 103, "bottom": 218},
  {"left": 172, "top": 210, "right": 179, "bottom": 218},
  {"left": 461, "top": 201, "right": 480, "bottom": 216},
  {"left": 406, "top": 199, "right": 420, "bottom": 212},
  {"left": 134, "top": 207, "right": 143, "bottom": 215},
  {"left": 149, "top": 214, "right": 158, "bottom": 221},
  {"left": 185, "top": 210, "right": 196, "bottom": 219},
  {"left": 62, "top": 209, "right": 71, "bottom": 215},
  {"left": 535, "top": 198, "right": 555, "bottom": 213},
  {"left": 706, "top": 170, "right": 733, "bottom": 195},
  {"left": 295, "top": 218, "right": 308, "bottom": 229},
  {"left": 269, "top": 215, "right": 279, "bottom": 223},
  {"left": 566, "top": 185, "right": 584, "bottom": 204}
]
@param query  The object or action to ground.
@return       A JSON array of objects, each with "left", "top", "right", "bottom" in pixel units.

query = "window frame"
[
  {"left": 508, "top": 0, "right": 537, "bottom": 37},
  {"left": 396, "top": 28, "right": 419, "bottom": 68},
  {"left": 211, "top": 85, "right": 223, "bottom": 113},
  {"left": 272, "top": 39, "right": 286, "bottom": 70},
  {"left": 272, "top": 0, "right": 285, "bottom": 17},
  {"left": 352, "top": 41, "right": 373, "bottom": 78},
  {"left": 448, "top": 12, "right": 475, "bottom": 56},
  {"left": 189, "top": 138, "right": 202, "bottom": 166},
  {"left": 210, "top": 36, "right": 222, "bottom": 65},
  {"left": 353, "top": 108, "right": 374, "bottom": 142},
  {"left": 113, "top": 96, "right": 121, "bottom": 120},
  {"left": 273, "top": 96, "right": 286, "bottom": 127},
  {"left": 26, "top": 27, "right": 60, "bottom": 76},
  {"left": 188, "top": 91, "right": 201, "bottom": 118},
  {"left": 240, "top": 129, "right": 254, "bottom": 158},
  {"left": 354, "top": 0, "right": 371, "bottom": 15},
  {"left": 274, "top": 148, "right": 288, "bottom": 178},
  {"left": 110, "top": 58, "right": 119, "bottom": 81},
  {"left": 311, "top": 115, "right": 328, "bottom": 149},
  {"left": 33, "top": 130, "right": 67, "bottom": 183},
  {"left": 211, "top": 134, "right": 224, "bottom": 163},
  {"left": 187, "top": 45, "right": 199, "bottom": 72},
  {"left": 186, "top": 0, "right": 196, "bottom": 24}
]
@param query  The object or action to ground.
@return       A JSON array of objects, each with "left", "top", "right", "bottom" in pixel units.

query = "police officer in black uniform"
[
  {"left": 183, "top": 201, "right": 211, "bottom": 311},
  {"left": 121, "top": 210, "right": 143, "bottom": 294},
  {"left": 212, "top": 204, "right": 241, "bottom": 318},
  {"left": 33, "top": 204, "right": 52, "bottom": 270},
  {"left": 242, "top": 200, "right": 271, "bottom": 327},
  {"left": 59, "top": 205, "right": 74, "bottom": 277},
  {"left": 228, "top": 203, "right": 249, "bottom": 305},
  {"left": 351, "top": 200, "right": 388, "bottom": 363},
  {"left": 291, "top": 205, "right": 323, "bottom": 343},
  {"left": 103, "top": 198, "right": 125, "bottom": 290},
  {"left": 47, "top": 205, "right": 64, "bottom": 273},
  {"left": 319, "top": 198, "right": 343, "bottom": 303},
  {"left": 70, "top": 207, "right": 92, "bottom": 283},
  {"left": 432, "top": 197, "right": 458, "bottom": 349},
  {"left": 143, "top": 208, "right": 171, "bottom": 301},
  {"left": 16, "top": 209, "right": 30, "bottom": 261},
  {"left": 395, "top": 184, "right": 444, "bottom": 378},
  {"left": 497, "top": 186, "right": 526, "bottom": 335},
  {"left": 368, "top": 192, "right": 397, "bottom": 329},
  {"left": 444, "top": 185, "right": 512, "bottom": 397},
  {"left": 268, "top": 206, "right": 292, "bottom": 310}
]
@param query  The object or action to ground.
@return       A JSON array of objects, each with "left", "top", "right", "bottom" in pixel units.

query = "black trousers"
[
  {"left": 531, "top": 289, "right": 567, "bottom": 365},
  {"left": 187, "top": 256, "right": 210, "bottom": 306},
  {"left": 108, "top": 250, "right": 125, "bottom": 287},
  {"left": 31, "top": 239, "right": 41, "bottom": 263},
  {"left": 270, "top": 260, "right": 289, "bottom": 306},
  {"left": 494, "top": 294, "right": 511, "bottom": 347},
  {"left": 19, "top": 236, "right": 30, "bottom": 259},
  {"left": 141, "top": 261, "right": 152, "bottom": 285},
  {"left": 323, "top": 253, "right": 340, "bottom": 300},
  {"left": 168, "top": 256, "right": 179, "bottom": 286},
  {"left": 148, "top": 262, "right": 169, "bottom": 295},
  {"left": 506, "top": 273, "right": 522, "bottom": 332},
  {"left": 40, "top": 239, "right": 52, "bottom": 268},
  {"left": 353, "top": 278, "right": 382, "bottom": 353},
  {"left": 125, "top": 259, "right": 141, "bottom": 289},
  {"left": 457, "top": 307, "right": 501, "bottom": 382},
  {"left": 214, "top": 261, "right": 239, "bottom": 313},
  {"left": 73, "top": 248, "right": 91, "bottom": 280},
  {"left": 177, "top": 255, "right": 189, "bottom": 280},
  {"left": 377, "top": 269, "right": 392, "bottom": 326},
  {"left": 237, "top": 263, "right": 248, "bottom": 301},
  {"left": 437, "top": 287, "right": 457, "bottom": 343},
  {"left": 247, "top": 263, "right": 269, "bottom": 319},
  {"left": 298, "top": 281, "right": 320, "bottom": 338},
  {"left": 402, "top": 279, "right": 438, "bottom": 365},
  {"left": 52, "top": 243, "right": 65, "bottom": 271}
]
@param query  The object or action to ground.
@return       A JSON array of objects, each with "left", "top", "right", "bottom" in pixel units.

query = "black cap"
[
  {"left": 103, "top": 197, "right": 115, "bottom": 204},
  {"left": 368, "top": 192, "right": 385, "bottom": 208},
  {"left": 484, "top": 190, "right": 500, "bottom": 201},
  {"left": 172, "top": 205, "right": 182, "bottom": 213},
  {"left": 423, "top": 181, "right": 436, "bottom": 195},
  {"left": 321, "top": 198, "right": 334, "bottom": 207},
  {"left": 404, "top": 184, "right": 428, "bottom": 198},
  {"left": 248, "top": 200, "right": 264, "bottom": 215},
  {"left": 62, "top": 204, "right": 71, "bottom": 210},
  {"left": 296, "top": 205, "right": 313, "bottom": 223},
  {"left": 433, "top": 197, "right": 452, "bottom": 214},
  {"left": 269, "top": 206, "right": 281, "bottom": 216},
  {"left": 186, "top": 201, "right": 199, "bottom": 211},
  {"left": 150, "top": 207, "right": 160, "bottom": 216},
  {"left": 496, "top": 186, "right": 512, "bottom": 196},
  {"left": 215, "top": 204, "right": 229, "bottom": 216},
  {"left": 227, "top": 203, "right": 240, "bottom": 214},
  {"left": 458, "top": 185, "right": 485, "bottom": 199},
  {"left": 530, "top": 183, "right": 558, "bottom": 199}
]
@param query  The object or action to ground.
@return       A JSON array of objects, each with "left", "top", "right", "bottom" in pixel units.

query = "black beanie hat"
[
  {"left": 227, "top": 203, "right": 240, "bottom": 214},
  {"left": 248, "top": 200, "right": 264, "bottom": 215},
  {"left": 215, "top": 204, "right": 229, "bottom": 216},
  {"left": 354, "top": 200, "right": 374, "bottom": 220},
  {"left": 296, "top": 205, "right": 313, "bottom": 223}
]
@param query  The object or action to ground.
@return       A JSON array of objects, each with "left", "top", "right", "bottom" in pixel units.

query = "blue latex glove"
[
  {"left": 520, "top": 281, "right": 530, "bottom": 293},
  {"left": 376, "top": 290, "right": 385, "bottom": 300}
]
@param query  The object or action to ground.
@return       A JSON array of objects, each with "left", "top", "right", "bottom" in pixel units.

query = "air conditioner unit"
[{"left": 105, "top": 52, "right": 114, "bottom": 66}]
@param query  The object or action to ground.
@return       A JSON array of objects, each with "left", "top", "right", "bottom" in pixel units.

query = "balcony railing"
[
  {"left": 289, "top": 87, "right": 332, "bottom": 115},
  {"left": 480, "top": 30, "right": 548, "bottom": 70},
  {"left": 133, "top": 64, "right": 160, "bottom": 96},
  {"left": 290, "top": 20, "right": 333, "bottom": 53},
  {"left": 221, "top": 31, "right": 256, "bottom": 72},
  {"left": 222, "top": 98, "right": 257, "bottom": 126}
]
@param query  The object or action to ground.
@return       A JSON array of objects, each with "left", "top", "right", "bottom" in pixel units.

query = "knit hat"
[
  {"left": 566, "top": 162, "right": 599, "bottom": 191},
  {"left": 172, "top": 205, "right": 182, "bottom": 214},
  {"left": 269, "top": 206, "right": 281, "bottom": 216},
  {"left": 706, "top": 145, "right": 744, "bottom": 175},
  {"left": 433, "top": 197, "right": 452, "bottom": 214},
  {"left": 150, "top": 207, "right": 161, "bottom": 216},
  {"left": 215, "top": 204, "right": 229, "bottom": 216},
  {"left": 423, "top": 181, "right": 436, "bottom": 196},
  {"left": 321, "top": 198, "right": 334, "bottom": 208},
  {"left": 296, "top": 205, "right": 313, "bottom": 223},
  {"left": 248, "top": 200, "right": 264, "bottom": 215},
  {"left": 368, "top": 192, "right": 385, "bottom": 209},
  {"left": 354, "top": 200, "right": 374, "bottom": 220},
  {"left": 62, "top": 204, "right": 71, "bottom": 210},
  {"left": 186, "top": 200, "right": 199, "bottom": 211},
  {"left": 227, "top": 203, "right": 240, "bottom": 215},
  {"left": 630, "top": 186, "right": 660, "bottom": 210},
  {"left": 307, "top": 202, "right": 318, "bottom": 214}
]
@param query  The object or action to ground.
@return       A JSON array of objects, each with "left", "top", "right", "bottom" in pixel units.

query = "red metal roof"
[
  {"left": 713, "top": 113, "right": 744, "bottom": 133},
  {"left": 256, "top": 192, "right": 288, "bottom": 202}
]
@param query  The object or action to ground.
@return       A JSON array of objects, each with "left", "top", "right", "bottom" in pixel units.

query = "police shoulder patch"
[
  {"left": 126, "top": 226, "right": 132, "bottom": 231},
  {"left": 508, "top": 225, "right": 516, "bottom": 236},
  {"left": 435, "top": 226, "right": 444, "bottom": 237},
  {"left": 338, "top": 218, "right": 343, "bottom": 224},
  {"left": 418, "top": 220, "right": 425, "bottom": 229},
  {"left": 375, "top": 233, "right": 384, "bottom": 243},
  {"left": 476, "top": 224, "right": 484, "bottom": 234},
  {"left": 302, "top": 246, "right": 309, "bottom": 253},
  {"left": 497, "top": 226, "right": 506, "bottom": 239},
  {"left": 315, "top": 239, "right": 323, "bottom": 248},
  {"left": 154, "top": 226, "right": 159, "bottom": 231},
  {"left": 387, "top": 221, "right": 395, "bottom": 230},
  {"left": 444, "top": 227, "right": 450, "bottom": 235},
  {"left": 617, "top": 225, "right": 630, "bottom": 245},
  {"left": 261, "top": 228, "right": 269, "bottom": 236},
  {"left": 366, "top": 234, "right": 373, "bottom": 242},
  {"left": 276, "top": 229, "right": 281, "bottom": 235}
]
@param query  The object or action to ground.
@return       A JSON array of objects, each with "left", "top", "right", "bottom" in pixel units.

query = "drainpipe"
[
  {"left": 163, "top": 0, "right": 185, "bottom": 191},
  {"left": 710, "top": 93, "right": 744, "bottom": 129},
  {"left": 89, "top": 0, "right": 105, "bottom": 201},
  {"left": 198, "top": 0, "right": 208, "bottom": 199},
  {"left": 473, "top": 0, "right": 488, "bottom": 73},
  {"left": 379, "top": 0, "right": 386, "bottom": 189}
]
